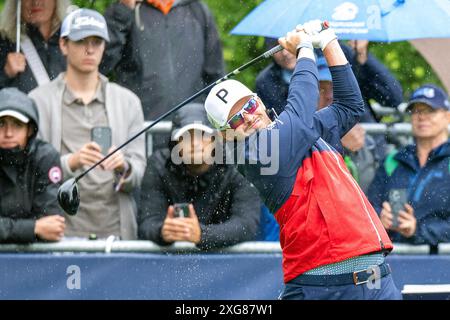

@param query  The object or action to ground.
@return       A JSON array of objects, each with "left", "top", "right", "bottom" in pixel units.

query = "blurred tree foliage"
[{"left": 0, "top": 0, "right": 442, "bottom": 98}]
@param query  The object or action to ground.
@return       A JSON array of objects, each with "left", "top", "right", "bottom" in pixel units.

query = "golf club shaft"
[
  {"left": 75, "top": 45, "right": 284, "bottom": 182},
  {"left": 16, "top": 0, "right": 21, "bottom": 52}
]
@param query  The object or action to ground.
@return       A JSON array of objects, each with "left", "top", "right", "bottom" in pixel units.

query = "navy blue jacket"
[
  {"left": 256, "top": 43, "right": 403, "bottom": 123},
  {"left": 237, "top": 58, "right": 364, "bottom": 212},
  {"left": 255, "top": 62, "right": 288, "bottom": 116},
  {"left": 256, "top": 43, "right": 403, "bottom": 162},
  {"left": 368, "top": 141, "right": 450, "bottom": 245},
  {"left": 234, "top": 58, "right": 394, "bottom": 282}
]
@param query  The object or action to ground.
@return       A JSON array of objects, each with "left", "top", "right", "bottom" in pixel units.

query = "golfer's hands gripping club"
[
  {"left": 296, "top": 20, "right": 337, "bottom": 51},
  {"left": 278, "top": 29, "right": 313, "bottom": 58}
]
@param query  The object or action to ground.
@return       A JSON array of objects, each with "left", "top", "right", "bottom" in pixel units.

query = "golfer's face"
[
  {"left": 0, "top": 116, "right": 30, "bottom": 149},
  {"left": 21, "top": 0, "right": 56, "bottom": 26},
  {"left": 224, "top": 96, "right": 271, "bottom": 141}
]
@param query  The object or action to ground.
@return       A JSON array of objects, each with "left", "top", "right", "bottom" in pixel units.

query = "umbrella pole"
[{"left": 16, "top": 0, "right": 21, "bottom": 52}]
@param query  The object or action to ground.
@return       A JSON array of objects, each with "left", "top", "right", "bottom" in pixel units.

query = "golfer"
[{"left": 204, "top": 21, "right": 401, "bottom": 300}]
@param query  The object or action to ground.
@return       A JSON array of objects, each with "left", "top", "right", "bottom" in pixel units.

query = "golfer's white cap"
[{"left": 205, "top": 80, "right": 254, "bottom": 129}]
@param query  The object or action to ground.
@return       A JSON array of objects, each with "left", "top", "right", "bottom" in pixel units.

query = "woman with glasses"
[
  {"left": 369, "top": 84, "right": 450, "bottom": 246},
  {"left": 204, "top": 21, "right": 401, "bottom": 300}
]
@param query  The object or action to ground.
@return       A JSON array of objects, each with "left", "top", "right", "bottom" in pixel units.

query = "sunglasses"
[{"left": 225, "top": 95, "right": 259, "bottom": 129}]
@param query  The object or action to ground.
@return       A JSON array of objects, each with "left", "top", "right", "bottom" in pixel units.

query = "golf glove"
[{"left": 297, "top": 20, "right": 337, "bottom": 51}]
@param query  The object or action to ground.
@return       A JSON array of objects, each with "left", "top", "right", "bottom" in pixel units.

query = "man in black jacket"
[
  {"left": 138, "top": 103, "right": 261, "bottom": 250},
  {"left": 0, "top": 87, "right": 65, "bottom": 243}
]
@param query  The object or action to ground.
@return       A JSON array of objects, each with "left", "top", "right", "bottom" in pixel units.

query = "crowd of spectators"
[{"left": 1, "top": 0, "right": 449, "bottom": 250}]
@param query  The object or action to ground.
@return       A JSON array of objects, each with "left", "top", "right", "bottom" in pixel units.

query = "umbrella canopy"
[
  {"left": 410, "top": 39, "right": 450, "bottom": 92},
  {"left": 231, "top": 0, "right": 450, "bottom": 42}
]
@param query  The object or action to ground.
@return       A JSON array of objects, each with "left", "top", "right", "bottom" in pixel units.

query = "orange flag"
[{"left": 147, "top": 0, "right": 175, "bottom": 15}]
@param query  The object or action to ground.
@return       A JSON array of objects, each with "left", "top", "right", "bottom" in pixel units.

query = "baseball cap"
[
  {"left": 172, "top": 103, "right": 214, "bottom": 140},
  {"left": 406, "top": 84, "right": 450, "bottom": 111},
  {"left": 0, "top": 109, "right": 29, "bottom": 123},
  {"left": 60, "top": 8, "right": 110, "bottom": 42},
  {"left": 0, "top": 88, "right": 34, "bottom": 124},
  {"left": 204, "top": 80, "right": 254, "bottom": 129}
]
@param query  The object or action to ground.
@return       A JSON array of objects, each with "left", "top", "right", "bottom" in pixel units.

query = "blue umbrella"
[{"left": 231, "top": 0, "right": 450, "bottom": 42}]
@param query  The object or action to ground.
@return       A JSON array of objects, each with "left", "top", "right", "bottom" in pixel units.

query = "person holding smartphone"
[
  {"left": 138, "top": 103, "right": 261, "bottom": 249},
  {"left": 29, "top": 9, "right": 146, "bottom": 240},
  {"left": 369, "top": 84, "right": 450, "bottom": 245}
]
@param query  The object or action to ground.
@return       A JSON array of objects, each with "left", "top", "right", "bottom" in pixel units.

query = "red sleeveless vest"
[{"left": 275, "top": 144, "right": 393, "bottom": 283}]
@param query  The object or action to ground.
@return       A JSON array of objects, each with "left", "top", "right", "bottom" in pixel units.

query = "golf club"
[
  {"left": 57, "top": 21, "right": 329, "bottom": 215},
  {"left": 56, "top": 45, "right": 283, "bottom": 215}
]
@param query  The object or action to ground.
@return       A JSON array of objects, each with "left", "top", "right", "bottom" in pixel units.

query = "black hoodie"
[
  {"left": 0, "top": 88, "right": 62, "bottom": 243},
  {"left": 138, "top": 103, "right": 260, "bottom": 249},
  {"left": 138, "top": 148, "right": 261, "bottom": 250}
]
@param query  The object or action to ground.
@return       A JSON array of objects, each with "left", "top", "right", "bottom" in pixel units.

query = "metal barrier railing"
[
  {"left": 0, "top": 240, "right": 280, "bottom": 254},
  {"left": 438, "top": 243, "right": 450, "bottom": 254},
  {"left": 144, "top": 120, "right": 450, "bottom": 156},
  {"left": 0, "top": 240, "right": 442, "bottom": 255}
]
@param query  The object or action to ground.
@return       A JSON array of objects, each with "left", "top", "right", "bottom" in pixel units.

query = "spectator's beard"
[{"left": 0, "top": 146, "right": 29, "bottom": 167}]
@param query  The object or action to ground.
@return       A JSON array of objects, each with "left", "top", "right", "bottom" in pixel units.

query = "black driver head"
[{"left": 57, "top": 178, "right": 80, "bottom": 216}]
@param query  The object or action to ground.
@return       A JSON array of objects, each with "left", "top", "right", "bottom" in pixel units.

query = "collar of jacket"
[
  {"left": 0, "top": 138, "right": 36, "bottom": 170},
  {"left": 0, "top": 139, "right": 38, "bottom": 189},
  {"left": 395, "top": 139, "right": 450, "bottom": 168}
]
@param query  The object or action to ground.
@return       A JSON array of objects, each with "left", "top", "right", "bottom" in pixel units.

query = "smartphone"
[
  {"left": 173, "top": 203, "right": 190, "bottom": 218},
  {"left": 91, "top": 126, "right": 112, "bottom": 155},
  {"left": 388, "top": 189, "right": 408, "bottom": 228}
]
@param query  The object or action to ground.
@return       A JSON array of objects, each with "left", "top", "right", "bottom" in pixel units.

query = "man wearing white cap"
[
  {"left": 138, "top": 103, "right": 261, "bottom": 249},
  {"left": 29, "top": 9, "right": 146, "bottom": 240},
  {"left": 204, "top": 21, "right": 401, "bottom": 300},
  {"left": 0, "top": 87, "right": 65, "bottom": 243}
]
